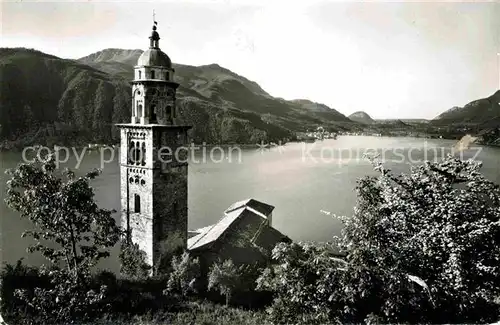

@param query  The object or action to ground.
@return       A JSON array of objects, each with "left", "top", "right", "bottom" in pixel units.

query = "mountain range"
[
  {"left": 348, "top": 90, "right": 500, "bottom": 132},
  {"left": 1, "top": 47, "right": 499, "bottom": 149},
  {"left": 433, "top": 90, "right": 500, "bottom": 128},
  {"left": 0, "top": 47, "right": 355, "bottom": 148}
]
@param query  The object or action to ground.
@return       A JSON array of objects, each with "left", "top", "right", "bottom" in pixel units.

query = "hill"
[
  {"left": 432, "top": 90, "right": 500, "bottom": 145},
  {"left": 78, "top": 48, "right": 143, "bottom": 67},
  {"left": 290, "top": 99, "right": 352, "bottom": 123},
  {"left": 377, "top": 119, "right": 410, "bottom": 128},
  {"left": 78, "top": 49, "right": 353, "bottom": 132},
  {"left": 434, "top": 90, "right": 500, "bottom": 125},
  {"left": 0, "top": 47, "right": 131, "bottom": 147},
  {"left": 348, "top": 111, "right": 374, "bottom": 124},
  {"left": 0, "top": 48, "right": 354, "bottom": 149},
  {"left": 376, "top": 119, "right": 429, "bottom": 124}
]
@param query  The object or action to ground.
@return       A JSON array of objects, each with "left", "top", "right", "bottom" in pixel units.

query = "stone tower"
[{"left": 117, "top": 22, "right": 191, "bottom": 275}]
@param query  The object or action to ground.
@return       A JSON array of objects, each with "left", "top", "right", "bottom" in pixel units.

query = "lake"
[{"left": 1, "top": 136, "right": 500, "bottom": 271}]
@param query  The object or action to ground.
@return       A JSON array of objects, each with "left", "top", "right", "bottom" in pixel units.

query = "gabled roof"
[
  {"left": 188, "top": 205, "right": 270, "bottom": 251},
  {"left": 224, "top": 198, "right": 275, "bottom": 217},
  {"left": 254, "top": 224, "right": 291, "bottom": 249},
  {"left": 188, "top": 207, "right": 245, "bottom": 251},
  {"left": 188, "top": 225, "right": 213, "bottom": 237}
]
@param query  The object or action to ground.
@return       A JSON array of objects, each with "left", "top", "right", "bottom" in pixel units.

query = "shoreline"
[
  {"left": 1, "top": 135, "right": 499, "bottom": 153},
  {"left": 0, "top": 142, "right": 279, "bottom": 153}
]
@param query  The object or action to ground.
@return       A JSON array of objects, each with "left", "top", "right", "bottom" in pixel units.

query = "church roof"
[
  {"left": 224, "top": 198, "right": 275, "bottom": 217},
  {"left": 187, "top": 208, "right": 239, "bottom": 251},
  {"left": 188, "top": 225, "right": 214, "bottom": 239},
  {"left": 188, "top": 206, "right": 267, "bottom": 251},
  {"left": 136, "top": 48, "right": 172, "bottom": 68},
  {"left": 187, "top": 199, "right": 283, "bottom": 252}
]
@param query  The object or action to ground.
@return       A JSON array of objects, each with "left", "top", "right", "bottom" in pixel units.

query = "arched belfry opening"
[{"left": 150, "top": 105, "right": 157, "bottom": 124}]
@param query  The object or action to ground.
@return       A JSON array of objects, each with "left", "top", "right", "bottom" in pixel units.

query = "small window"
[
  {"left": 151, "top": 105, "right": 157, "bottom": 123},
  {"left": 133, "top": 142, "right": 141, "bottom": 165},
  {"left": 165, "top": 72, "right": 169, "bottom": 80},
  {"left": 138, "top": 70, "right": 142, "bottom": 79},
  {"left": 128, "top": 141, "right": 135, "bottom": 164},
  {"left": 141, "top": 142, "right": 146, "bottom": 166},
  {"left": 151, "top": 70, "right": 155, "bottom": 79},
  {"left": 134, "top": 194, "right": 141, "bottom": 213}
]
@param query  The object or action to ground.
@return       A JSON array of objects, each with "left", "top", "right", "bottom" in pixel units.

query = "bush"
[
  {"left": 256, "top": 242, "right": 345, "bottom": 324},
  {"left": 0, "top": 260, "right": 51, "bottom": 324},
  {"left": 1, "top": 262, "right": 109, "bottom": 324},
  {"left": 165, "top": 251, "right": 201, "bottom": 296},
  {"left": 119, "top": 241, "right": 151, "bottom": 279},
  {"left": 0, "top": 262, "right": 182, "bottom": 325},
  {"left": 14, "top": 267, "right": 110, "bottom": 323}
]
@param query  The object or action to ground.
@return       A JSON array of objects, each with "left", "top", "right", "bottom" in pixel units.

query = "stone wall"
[
  {"left": 152, "top": 167, "right": 188, "bottom": 273},
  {"left": 118, "top": 125, "right": 190, "bottom": 275},
  {"left": 151, "top": 126, "right": 189, "bottom": 274}
]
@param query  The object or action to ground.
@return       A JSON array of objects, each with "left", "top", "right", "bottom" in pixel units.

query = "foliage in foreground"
[
  {"left": 3, "top": 156, "right": 122, "bottom": 323},
  {"left": 119, "top": 241, "right": 151, "bottom": 279},
  {"left": 258, "top": 156, "right": 500, "bottom": 324},
  {"left": 64, "top": 301, "right": 269, "bottom": 325},
  {"left": 208, "top": 259, "right": 240, "bottom": 306},
  {"left": 165, "top": 251, "right": 201, "bottom": 296},
  {"left": 4, "top": 154, "right": 500, "bottom": 324},
  {"left": 0, "top": 261, "right": 183, "bottom": 325},
  {"left": 4, "top": 156, "right": 120, "bottom": 279}
]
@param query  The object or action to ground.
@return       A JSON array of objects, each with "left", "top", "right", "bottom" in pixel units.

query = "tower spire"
[{"left": 149, "top": 11, "right": 160, "bottom": 49}]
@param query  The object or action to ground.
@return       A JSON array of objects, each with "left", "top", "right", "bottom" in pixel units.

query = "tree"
[
  {"left": 260, "top": 155, "right": 500, "bottom": 323},
  {"left": 256, "top": 242, "right": 345, "bottom": 324},
  {"left": 154, "top": 231, "right": 186, "bottom": 275},
  {"left": 118, "top": 241, "right": 151, "bottom": 279},
  {"left": 335, "top": 155, "right": 500, "bottom": 323},
  {"left": 208, "top": 259, "right": 240, "bottom": 306},
  {"left": 4, "top": 154, "right": 120, "bottom": 280},
  {"left": 165, "top": 251, "right": 201, "bottom": 296}
]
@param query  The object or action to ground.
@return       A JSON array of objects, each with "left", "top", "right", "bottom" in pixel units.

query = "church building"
[{"left": 117, "top": 21, "right": 289, "bottom": 275}]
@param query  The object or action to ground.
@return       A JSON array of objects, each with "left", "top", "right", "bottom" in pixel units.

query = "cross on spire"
[{"left": 153, "top": 9, "right": 157, "bottom": 25}]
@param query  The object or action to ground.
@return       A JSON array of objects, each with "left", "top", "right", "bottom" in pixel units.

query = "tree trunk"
[{"left": 69, "top": 224, "right": 80, "bottom": 279}]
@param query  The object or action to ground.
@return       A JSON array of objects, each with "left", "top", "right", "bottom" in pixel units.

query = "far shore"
[
  {"left": 1, "top": 133, "right": 499, "bottom": 153},
  {"left": 0, "top": 142, "right": 282, "bottom": 153}
]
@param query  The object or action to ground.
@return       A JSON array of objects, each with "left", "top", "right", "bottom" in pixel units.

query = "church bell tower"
[{"left": 117, "top": 20, "right": 191, "bottom": 275}]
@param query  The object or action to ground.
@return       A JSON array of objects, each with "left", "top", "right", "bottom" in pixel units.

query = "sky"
[{"left": 1, "top": 0, "right": 499, "bottom": 119}]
